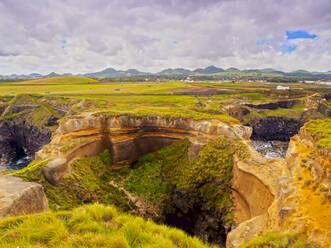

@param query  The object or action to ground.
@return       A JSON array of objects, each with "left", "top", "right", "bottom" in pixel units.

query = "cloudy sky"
[{"left": 0, "top": 0, "right": 331, "bottom": 74}]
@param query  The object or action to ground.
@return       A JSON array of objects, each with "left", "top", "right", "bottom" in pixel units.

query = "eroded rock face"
[
  {"left": 232, "top": 160, "right": 275, "bottom": 223},
  {"left": 33, "top": 112, "right": 281, "bottom": 247},
  {"left": 31, "top": 112, "right": 328, "bottom": 247},
  {"left": 0, "top": 175, "right": 48, "bottom": 217},
  {"left": 223, "top": 105, "right": 250, "bottom": 121},
  {"left": 36, "top": 114, "right": 252, "bottom": 181},
  {"left": 318, "top": 101, "right": 331, "bottom": 117},
  {"left": 227, "top": 124, "right": 330, "bottom": 248}
]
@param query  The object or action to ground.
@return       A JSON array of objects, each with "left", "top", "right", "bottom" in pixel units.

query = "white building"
[{"left": 276, "top": 85, "right": 290, "bottom": 90}]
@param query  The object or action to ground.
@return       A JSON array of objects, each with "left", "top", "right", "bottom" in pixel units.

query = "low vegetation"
[
  {"left": 304, "top": 118, "right": 331, "bottom": 149},
  {"left": 0, "top": 203, "right": 216, "bottom": 248},
  {"left": 237, "top": 232, "right": 319, "bottom": 248}
]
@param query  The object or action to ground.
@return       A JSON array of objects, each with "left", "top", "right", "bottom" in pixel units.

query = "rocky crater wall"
[
  {"left": 36, "top": 114, "right": 252, "bottom": 166},
  {"left": 35, "top": 113, "right": 277, "bottom": 225},
  {"left": 5, "top": 112, "right": 284, "bottom": 247}
]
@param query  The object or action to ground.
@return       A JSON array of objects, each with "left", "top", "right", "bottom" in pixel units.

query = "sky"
[{"left": 0, "top": 0, "right": 331, "bottom": 75}]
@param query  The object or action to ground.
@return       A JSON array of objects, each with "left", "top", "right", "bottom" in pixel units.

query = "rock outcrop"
[
  {"left": 227, "top": 121, "right": 330, "bottom": 248},
  {"left": 0, "top": 175, "right": 48, "bottom": 217},
  {"left": 43, "top": 158, "right": 68, "bottom": 186},
  {"left": 318, "top": 101, "right": 331, "bottom": 117},
  {"left": 231, "top": 155, "right": 281, "bottom": 223}
]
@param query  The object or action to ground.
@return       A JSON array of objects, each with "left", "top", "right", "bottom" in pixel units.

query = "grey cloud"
[
  {"left": 0, "top": 0, "right": 330, "bottom": 74},
  {"left": 0, "top": 51, "right": 19, "bottom": 57}
]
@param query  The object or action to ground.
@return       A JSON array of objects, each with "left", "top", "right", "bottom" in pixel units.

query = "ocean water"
[
  {"left": 252, "top": 140, "right": 289, "bottom": 158},
  {"left": 0, "top": 156, "right": 31, "bottom": 171}
]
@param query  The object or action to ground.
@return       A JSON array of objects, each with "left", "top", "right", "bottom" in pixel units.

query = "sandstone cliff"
[
  {"left": 35, "top": 113, "right": 252, "bottom": 184},
  {"left": 227, "top": 119, "right": 330, "bottom": 248}
]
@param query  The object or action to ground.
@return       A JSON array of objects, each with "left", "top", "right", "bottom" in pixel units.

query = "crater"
[{"left": 35, "top": 115, "right": 255, "bottom": 247}]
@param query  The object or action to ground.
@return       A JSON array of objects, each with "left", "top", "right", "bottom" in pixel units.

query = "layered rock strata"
[{"left": 36, "top": 113, "right": 252, "bottom": 183}]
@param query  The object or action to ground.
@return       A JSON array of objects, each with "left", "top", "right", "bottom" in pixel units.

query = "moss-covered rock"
[{"left": 177, "top": 138, "right": 249, "bottom": 211}]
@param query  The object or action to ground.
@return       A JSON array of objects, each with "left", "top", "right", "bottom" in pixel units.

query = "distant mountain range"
[{"left": 1, "top": 65, "right": 331, "bottom": 80}]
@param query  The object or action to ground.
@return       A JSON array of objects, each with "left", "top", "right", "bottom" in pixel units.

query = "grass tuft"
[
  {"left": 0, "top": 203, "right": 216, "bottom": 248},
  {"left": 237, "top": 232, "right": 319, "bottom": 248}
]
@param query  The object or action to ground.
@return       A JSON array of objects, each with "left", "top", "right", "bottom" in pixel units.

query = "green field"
[
  {"left": 1, "top": 76, "right": 329, "bottom": 96},
  {"left": 0, "top": 77, "right": 195, "bottom": 95},
  {"left": 1, "top": 76, "right": 330, "bottom": 124}
]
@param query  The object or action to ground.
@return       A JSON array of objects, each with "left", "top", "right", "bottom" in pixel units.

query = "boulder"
[
  {"left": 0, "top": 175, "right": 48, "bottom": 217},
  {"left": 43, "top": 158, "right": 68, "bottom": 186}
]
